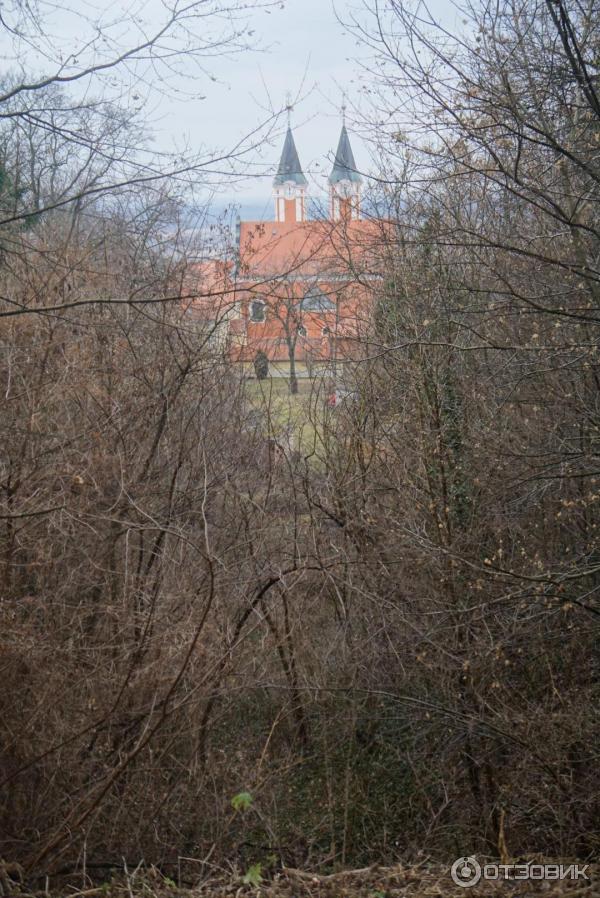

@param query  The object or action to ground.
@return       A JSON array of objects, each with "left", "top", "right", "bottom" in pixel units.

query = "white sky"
[
  {"left": 1, "top": 0, "right": 456, "bottom": 211},
  {"left": 151, "top": 0, "right": 455, "bottom": 208},
  {"left": 154, "top": 0, "right": 376, "bottom": 206}
]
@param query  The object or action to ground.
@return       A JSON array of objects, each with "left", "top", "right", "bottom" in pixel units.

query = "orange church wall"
[{"left": 180, "top": 212, "right": 388, "bottom": 369}]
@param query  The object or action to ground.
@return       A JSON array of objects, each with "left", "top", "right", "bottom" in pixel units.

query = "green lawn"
[{"left": 244, "top": 377, "right": 330, "bottom": 457}]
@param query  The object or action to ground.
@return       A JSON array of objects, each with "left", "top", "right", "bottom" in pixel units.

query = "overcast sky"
[
  {"left": 155, "top": 0, "right": 455, "bottom": 211},
  {"left": 3, "top": 0, "right": 455, "bottom": 214},
  {"left": 154, "top": 0, "right": 377, "bottom": 210}
]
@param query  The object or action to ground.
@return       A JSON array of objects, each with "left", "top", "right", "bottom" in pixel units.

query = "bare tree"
[{"left": 313, "top": 0, "right": 600, "bottom": 857}]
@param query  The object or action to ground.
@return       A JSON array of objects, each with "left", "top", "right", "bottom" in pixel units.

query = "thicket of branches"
[
  {"left": 324, "top": 0, "right": 600, "bottom": 857},
  {"left": 1, "top": 0, "right": 599, "bottom": 884}
]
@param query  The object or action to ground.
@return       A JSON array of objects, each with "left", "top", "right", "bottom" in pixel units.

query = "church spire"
[
  {"left": 273, "top": 127, "right": 308, "bottom": 188},
  {"left": 273, "top": 110, "right": 308, "bottom": 223},
  {"left": 329, "top": 124, "right": 362, "bottom": 186},
  {"left": 329, "top": 116, "right": 362, "bottom": 220}
]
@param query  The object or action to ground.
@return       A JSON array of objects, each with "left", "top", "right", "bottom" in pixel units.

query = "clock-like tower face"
[
  {"left": 337, "top": 179, "right": 353, "bottom": 199},
  {"left": 274, "top": 180, "right": 306, "bottom": 222}
]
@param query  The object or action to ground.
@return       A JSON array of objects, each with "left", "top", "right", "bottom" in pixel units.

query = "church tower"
[
  {"left": 273, "top": 125, "right": 308, "bottom": 224},
  {"left": 329, "top": 118, "right": 362, "bottom": 221}
]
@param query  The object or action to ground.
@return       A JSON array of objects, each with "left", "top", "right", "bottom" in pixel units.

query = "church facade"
[{"left": 188, "top": 122, "right": 383, "bottom": 381}]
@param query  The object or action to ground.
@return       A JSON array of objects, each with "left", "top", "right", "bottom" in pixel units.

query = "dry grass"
[
  {"left": 8, "top": 862, "right": 598, "bottom": 898},
  {"left": 243, "top": 377, "right": 329, "bottom": 457}
]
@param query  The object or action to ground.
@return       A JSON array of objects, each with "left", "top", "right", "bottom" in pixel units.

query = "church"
[{"left": 188, "top": 119, "right": 383, "bottom": 384}]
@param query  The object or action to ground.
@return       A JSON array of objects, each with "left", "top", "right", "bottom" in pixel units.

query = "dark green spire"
[{"left": 273, "top": 127, "right": 308, "bottom": 187}]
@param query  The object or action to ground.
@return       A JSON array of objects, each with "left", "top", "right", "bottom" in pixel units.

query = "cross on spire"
[
  {"left": 329, "top": 109, "right": 362, "bottom": 220},
  {"left": 273, "top": 106, "right": 308, "bottom": 222}
]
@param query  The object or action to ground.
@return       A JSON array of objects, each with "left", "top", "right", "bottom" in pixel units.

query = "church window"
[
  {"left": 250, "top": 300, "right": 266, "bottom": 322},
  {"left": 301, "top": 287, "right": 335, "bottom": 312}
]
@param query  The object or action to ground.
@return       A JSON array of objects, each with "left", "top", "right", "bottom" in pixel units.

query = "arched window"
[
  {"left": 322, "top": 326, "right": 330, "bottom": 336},
  {"left": 297, "top": 325, "right": 307, "bottom": 337},
  {"left": 301, "top": 287, "right": 335, "bottom": 312},
  {"left": 250, "top": 299, "right": 266, "bottom": 322}
]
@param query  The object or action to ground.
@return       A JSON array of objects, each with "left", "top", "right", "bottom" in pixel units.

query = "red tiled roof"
[
  {"left": 180, "top": 215, "right": 386, "bottom": 365},
  {"left": 237, "top": 217, "right": 386, "bottom": 279}
]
